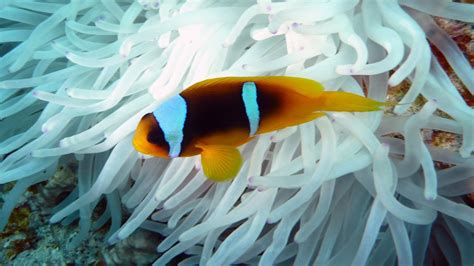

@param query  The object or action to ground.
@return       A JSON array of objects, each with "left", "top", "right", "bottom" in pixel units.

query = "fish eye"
[{"left": 133, "top": 113, "right": 170, "bottom": 158}]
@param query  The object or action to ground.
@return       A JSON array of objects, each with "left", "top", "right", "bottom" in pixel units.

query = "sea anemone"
[{"left": 1, "top": 0, "right": 473, "bottom": 265}]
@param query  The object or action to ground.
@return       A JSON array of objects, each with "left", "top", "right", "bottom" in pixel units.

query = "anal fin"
[{"left": 196, "top": 143, "right": 243, "bottom": 182}]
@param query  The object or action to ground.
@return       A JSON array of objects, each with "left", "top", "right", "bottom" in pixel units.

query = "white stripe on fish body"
[
  {"left": 242, "top": 81, "right": 260, "bottom": 136},
  {"left": 153, "top": 95, "right": 187, "bottom": 157}
]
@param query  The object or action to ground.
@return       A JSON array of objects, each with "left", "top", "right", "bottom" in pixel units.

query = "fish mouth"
[{"left": 131, "top": 133, "right": 147, "bottom": 154}]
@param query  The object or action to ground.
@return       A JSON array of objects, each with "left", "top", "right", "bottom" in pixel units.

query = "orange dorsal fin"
[
  {"left": 251, "top": 76, "right": 324, "bottom": 98},
  {"left": 196, "top": 143, "right": 243, "bottom": 182},
  {"left": 185, "top": 76, "right": 324, "bottom": 97},
  {"left": 184, "top": 77, "right": 249, "bottom": 93}
]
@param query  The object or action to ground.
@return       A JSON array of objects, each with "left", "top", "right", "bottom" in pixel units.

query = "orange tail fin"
[{"left": 313, "top": 91, "right": 389, "bottom": 112}]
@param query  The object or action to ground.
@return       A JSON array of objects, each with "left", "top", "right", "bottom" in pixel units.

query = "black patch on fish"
[
  {"left": 255, "top": 85, "right": 280, "bottom": 121},
  {"left": 146, "top": 114, "right": 169, "bottom": 151},
  {"left": 181, "top": 87, "right": 247, "bottom": 145},
  {"left": 179, "top": 81, "right": 282, "bottom": 150}
]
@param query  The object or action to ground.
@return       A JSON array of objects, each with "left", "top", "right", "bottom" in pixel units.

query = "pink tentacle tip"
[
  {"left": 257, "top": 187, "right": 265, "bottom": 192},
  {"left": 266, "top": 5, "right": 272, "bottom": 12},
  {"left": 381, "top": 142, "right": 390, "bottom": 148}
]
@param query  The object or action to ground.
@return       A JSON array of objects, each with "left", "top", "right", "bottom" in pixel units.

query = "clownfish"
[{"left": 133, "top": 76, "right": 386, "bottom": 182}]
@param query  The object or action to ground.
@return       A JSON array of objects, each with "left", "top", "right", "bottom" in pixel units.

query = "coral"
[
  {"left": 36, "top": 164, "right": 77, "bottom": 209},
  {"left": 0, "top": 168, "right": 157, "bottom": 264},
  {"left": 103, "top": 229, "right": 160, "bottom": 264},
  {"left": 0, "top": 0, "right": 473, "bottom": 265},
  {"left": 0, "top": 205, "right": 37, "bottom": 260}
]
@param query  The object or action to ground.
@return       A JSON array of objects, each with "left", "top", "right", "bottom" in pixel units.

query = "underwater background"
[{"left": 0, "top": 0, "right": 473, "bottom": 265}]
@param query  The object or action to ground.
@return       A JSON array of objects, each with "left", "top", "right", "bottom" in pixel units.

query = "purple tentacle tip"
[{"left": 248, "top": 176, "right": 254, "bottom": 184}]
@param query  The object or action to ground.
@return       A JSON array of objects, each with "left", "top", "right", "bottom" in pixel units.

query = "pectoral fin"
[
  {"left": 196, "top": 143, "right": 243, "bottom": 182},
  {"left": 258, "top": 112, "right": 326, "bottom": 134}
]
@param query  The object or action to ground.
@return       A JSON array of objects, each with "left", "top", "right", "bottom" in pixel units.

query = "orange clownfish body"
[{"left": 133, "top": 76, "right": 386, "bottom": 182}]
